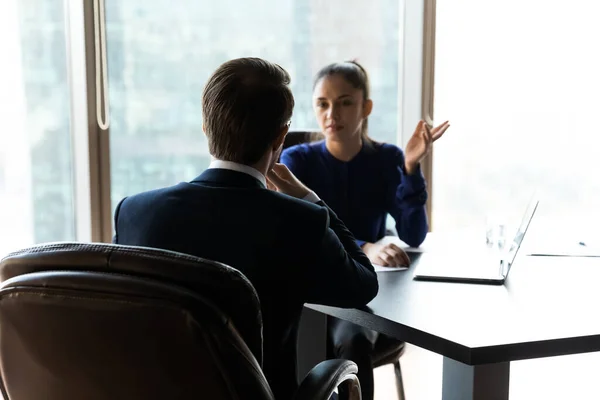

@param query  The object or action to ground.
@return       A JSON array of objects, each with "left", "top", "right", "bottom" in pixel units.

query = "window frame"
[
  {"left": 66, "top": 0, "right": 112, "bottom": 243},
  {"left": 399, "top": 0, "right": 436, "bottom": 230}
]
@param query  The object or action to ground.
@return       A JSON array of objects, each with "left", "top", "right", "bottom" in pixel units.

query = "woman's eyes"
[{"left": 316, "top": 101, "right": 353, "bottom": 108}]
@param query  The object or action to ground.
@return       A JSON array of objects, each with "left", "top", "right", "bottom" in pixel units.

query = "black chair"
[
  {"left": 284, "top": 130, "right": 407, "bottom": 399},
  {"left": 0, "top": 242, "right": 361, "bottom": 400},
  {"left": 283, "top": 130, "right": 325, "bottom": 149}
]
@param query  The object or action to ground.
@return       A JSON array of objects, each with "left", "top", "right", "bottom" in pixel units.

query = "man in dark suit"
[{"left": 113, "top": 57, "right": 378, "bottom": 400}]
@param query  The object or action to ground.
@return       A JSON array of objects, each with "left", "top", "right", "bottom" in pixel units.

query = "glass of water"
[{"left": 485, "top": 217, "right": 508, "bottom": 251}]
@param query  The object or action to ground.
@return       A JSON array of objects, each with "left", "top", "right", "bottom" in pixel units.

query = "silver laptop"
[{"left": 413, "top": 199, "right": 539, "bottom": 285}]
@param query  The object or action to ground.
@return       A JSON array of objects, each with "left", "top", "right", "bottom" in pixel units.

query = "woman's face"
[{"left": 313, "top": 74, "right": 371, "bottom": 141}]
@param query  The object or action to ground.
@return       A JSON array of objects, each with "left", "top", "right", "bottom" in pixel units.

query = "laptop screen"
[{"left": 505, "top": 198, "right": 539, "bottom": 270}]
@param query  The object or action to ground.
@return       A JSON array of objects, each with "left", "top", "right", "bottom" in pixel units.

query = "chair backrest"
[
  {"left": 283, "top": 130, "right": 324, "bottom": 150},
  {"left": 0, "top": 243, "right": 273, "bottom": 400}
]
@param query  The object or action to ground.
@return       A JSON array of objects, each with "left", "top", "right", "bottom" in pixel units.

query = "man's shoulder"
[
  {"left": 119, "top": 183, "right": 185, "bottom": 207},
  {"left": 120, "top": 183, "right": 329, "bottom": 232},
  {"left": 116, "top": 183, "right": 202, "bottom": 224},
  {"left": 263, "top": 190, "right": 329, "bottom": 230}
]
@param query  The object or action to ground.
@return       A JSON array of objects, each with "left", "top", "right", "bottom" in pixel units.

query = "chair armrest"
[{"left": 292, "top": 359, "right": 360, "bottom": 400}]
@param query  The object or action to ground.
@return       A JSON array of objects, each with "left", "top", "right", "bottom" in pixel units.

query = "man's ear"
[
  {"left": 363, "top": 99, "right": 373, "bottom": 118},
  {"left": 273, "top": 125, "right": 289, "bottom": 150},
  {"left": 202, "top": 123, "right": 206, "bottom": 134}
]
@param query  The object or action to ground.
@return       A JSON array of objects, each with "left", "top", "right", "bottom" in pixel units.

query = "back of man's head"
[{"left": 202, "top": 58, "right": 294, "bottom": 165}]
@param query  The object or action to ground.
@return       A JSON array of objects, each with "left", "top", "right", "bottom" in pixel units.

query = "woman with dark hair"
[{"left": 281, "top": 60, "right": 449, "bottom": 400}]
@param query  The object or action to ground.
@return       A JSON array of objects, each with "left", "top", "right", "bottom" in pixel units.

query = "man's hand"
[
  {"left": 362, "top": 242, "right": 411, "bottom": 267},
  {"left": 267, "top": 163, "right": 311, "bottom": 199}
]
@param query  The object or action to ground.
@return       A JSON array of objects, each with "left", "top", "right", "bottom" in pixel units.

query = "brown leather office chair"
[
  {"left": 284, "top": 130, "right": 407, "bottom": 399},
  {"left": 0, "top": 242, "right": 361, "bottom": 400}
]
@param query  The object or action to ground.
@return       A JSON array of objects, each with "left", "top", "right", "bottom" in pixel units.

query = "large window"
[
  {"left": 0, "top": 0, "right": 75, "bottom": 255},
  {"left": 105, "top": 0, "right": 401, "bottom": 209},
  {"left": 10, "top": 0, "right": 597, "bottom": 248},
  {"left": 432, "top": 0, "right": 600, "bottom": 231}
]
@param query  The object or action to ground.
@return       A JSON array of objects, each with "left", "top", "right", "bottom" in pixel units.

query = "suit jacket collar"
[
  {"left": 208, "top": 160, "right": 267, "bottom": 187},
  {"left": 191, "top": 168, "right": 266, "bottom": 189}
]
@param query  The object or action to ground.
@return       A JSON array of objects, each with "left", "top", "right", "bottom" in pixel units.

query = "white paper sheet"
[{"left": 373, "top": 264, "right": 409, "bottom": 272}]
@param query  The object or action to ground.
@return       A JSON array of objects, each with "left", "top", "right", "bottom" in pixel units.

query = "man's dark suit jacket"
[{"left": 113, "top": 167, "right": 378, "bottom": 400}]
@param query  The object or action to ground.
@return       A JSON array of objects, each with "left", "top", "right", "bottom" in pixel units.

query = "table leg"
[
  {"left": 296, "top": 307, "right": 328, "bottom": 381},
  {"left": 442, "top": 357, "right": 510, "bottom": 400}
]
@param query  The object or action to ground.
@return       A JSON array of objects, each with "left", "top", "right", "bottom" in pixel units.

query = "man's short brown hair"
[{"left": 202, "top": 58, "right": 295, "bottom": 165}]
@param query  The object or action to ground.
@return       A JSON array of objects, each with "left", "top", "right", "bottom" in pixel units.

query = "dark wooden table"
[{"left": 298, "top": 253, "right": 600, "bottom": 399}]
